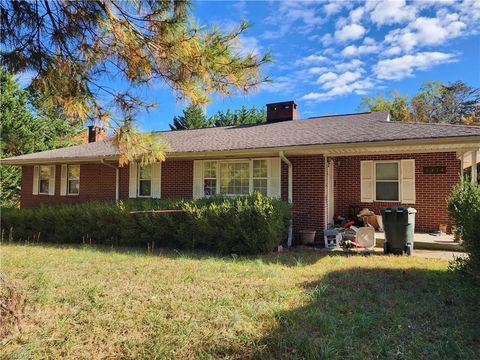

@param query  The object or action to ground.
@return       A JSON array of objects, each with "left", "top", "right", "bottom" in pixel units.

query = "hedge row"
[
  {"left": 447, "top": 181, "right": 480, "bottom": 276},
  {"left": 0, "top": 193, "right": 291, "bottom": 254}
]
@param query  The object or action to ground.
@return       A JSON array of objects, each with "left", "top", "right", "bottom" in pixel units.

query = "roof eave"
[{"left": 0, "top": 155, "right": 119, "bottom": 166}]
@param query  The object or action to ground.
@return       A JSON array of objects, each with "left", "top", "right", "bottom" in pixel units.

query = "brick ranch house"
[{"left": 2, "top": 101, "right": 480, "bottom": 243}]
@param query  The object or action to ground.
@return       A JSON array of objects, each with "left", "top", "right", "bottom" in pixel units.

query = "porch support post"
[
  {"left": 279, "top": 151, "right": 293, "bottom": 247},
  {"left": 472, "top": 150, "right": 478, "bottom": 184},
  {"left": 459, "top": 152, "right": 464, "bottom": 182}
]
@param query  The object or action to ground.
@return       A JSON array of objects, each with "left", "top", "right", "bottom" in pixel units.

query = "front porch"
[{"left": 375, "top": 231, "right": 464, "bottom": 252}]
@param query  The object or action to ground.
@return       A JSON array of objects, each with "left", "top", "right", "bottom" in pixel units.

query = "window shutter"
[
  {"left": 32, "top": 165, "right": 39, "bottom": 195},
  {"left": 267, "top": 158, "right": 281, "bottom": 198},
  {"left": 151, "top": 162, "right": 161, "bottom": 198},
  {"left": 360, "top": 160, "right": 374, "bottom": 202},
  {"left": 193, "top": 160, "right": 204, "bottom": 199},
  {"left": 60, "top": 164, "right": 68, "bottom": 196},
  {"left": 48, "top": 165, "right": 56, "bottom": 196},
  {"left": 401, "top": 159, "right": 415, "bottom": 204},
  {"left": 129, "top": 162, "right": 138, "bottom": 198}
]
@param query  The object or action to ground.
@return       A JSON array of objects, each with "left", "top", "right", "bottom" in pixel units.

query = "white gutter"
[
  {"left": 279, "top": 151, "right": 293, "bottom": 247},
  {"left": 100, "top": 159, "right": 119, "bottom": 201}
]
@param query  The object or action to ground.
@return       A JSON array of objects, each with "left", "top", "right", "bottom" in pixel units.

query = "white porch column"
[{"left": 472, "top": 150, "right": 478, "bottom": 184}]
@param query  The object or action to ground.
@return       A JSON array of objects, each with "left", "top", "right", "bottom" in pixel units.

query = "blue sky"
[
  {"left": 138, "top": 0, "right": 480, "bottom": 130},
  {"left": 19, "top": 0, "right": 479, "bottom": 130}
]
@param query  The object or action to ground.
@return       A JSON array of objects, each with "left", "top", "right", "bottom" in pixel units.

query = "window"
[
  {"left": 375, "top": 162, "right": 399, "bottom": 201},
  {"left": 253, "top": 159, "right": 268, "bottom": 195},
  {"left": 203, "top": 161, "right": 217, "bottom": 196},
  {"left": 39, "top": 165, "right": 50, "bottom": 194},
  {"left": 138, "top": 164, "right": 152, "bottom": 197},
  {"left": 67, "top": 165, "right": 80, "bottom": 195},
  {"left": 220, "top": 162, "right": 250, "bottom": 196}
]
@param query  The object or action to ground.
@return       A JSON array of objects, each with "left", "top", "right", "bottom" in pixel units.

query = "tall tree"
[
  {"left": 211, "top": 105, "right": 266, "bottom": 127},
  {"left": 1, "top": 1, "right": 270, "bottom": 164},
  {"left": 169, "top": 105, "right": 214, "bottom": 130},
  {"left": 438, "top": 81, "right": 480, "bottom": 124},
  {"left": 359, "top": 92, "right": 410, "bottom": 122},
  {"left": 0, "top": 70, "right": 82, "bottom": 207},
  {"left": 360, "top": 81, "right": 480, "bottom": 125}
]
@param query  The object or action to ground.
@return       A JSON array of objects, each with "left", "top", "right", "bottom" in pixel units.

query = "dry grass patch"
[{"left": 0, "top": 244, "right": 479, "bottom": 359}]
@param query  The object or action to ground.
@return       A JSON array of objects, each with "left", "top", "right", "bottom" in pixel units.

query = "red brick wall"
[
  {"left": 20, "top": 164, "right": 117, "bottom": 208},
  {"left": 161, "top": 160, "right": 193, "bottom": 199},
  {"left": 19, "top": 152, "right": 459, "bottom": 235},
  {"left": 333, "top": 152, "right": 461, "bottom": 232},
  {"left": 281, "top": 155, "right": 326, "bottom": 243},
  {"left": 21, "top": 160, "right": 194, "bottom": 208}
]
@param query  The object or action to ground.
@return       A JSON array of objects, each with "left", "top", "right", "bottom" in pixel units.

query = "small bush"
[
  {"left": 447, "top": 181, "right": 480, "bottom": 276},
  {"left": 0, "top": 193, "right": 291, "bottom": 254}
]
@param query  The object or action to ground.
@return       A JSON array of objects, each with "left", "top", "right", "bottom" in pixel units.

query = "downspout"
[
  {"left": 279, "top": 151, "right": 293, "bottom": 247},
  {"left": 101, "top": 159, "right": 119, "bottom": 201}
]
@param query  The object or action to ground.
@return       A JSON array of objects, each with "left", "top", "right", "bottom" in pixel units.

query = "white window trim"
[
  {"left": 137, "top": 163, "right": 152, "bottom": 198},
  {"left": 38, "top": 165, "right": 50, "bottom": 195},
  {"left": 202, "top": 158, "right": 272, "bottom": 197},
  {"left": 67, "top": 165, "right": 80, "bottom": 196},
  {"left": 374, "top": 160, "right": 400, "bottom": 202}
]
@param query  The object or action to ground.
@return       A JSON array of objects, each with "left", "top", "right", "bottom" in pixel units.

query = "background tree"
[
  {"left": 169, "top": 105, "right": 214, "bottom": 130},
  {"left": 360, "top": 81, "right": 479, "bottom": 125},
  {"left": 0, "top": 70, "right": 82, "bottom": 207},
  {"left": 359, "top": 92, "right": 410, "bottom": 122},
  {"left": 211, "top": 106, "right": 266, "bottom": 127},
  {"left": 170, "top": 105, "right": 266, "bottom": 130},
  {"left": 1, "top": 0, "right": 270, "bottom": 164}
]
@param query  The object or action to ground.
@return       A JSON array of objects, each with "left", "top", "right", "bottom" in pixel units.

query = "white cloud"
[
  {"left": 334, "top": 23, "right": 366, "bottom": 41},
  {"left": 235, "top": 35, "right": 261, "bottom": 56},
  {"left": 260, "top": 76, "right": 296, "bottom": 94},
  {"left": 374, "top": 51, "right": 455, "bottom": 80},
  {"left": 341, "top": 44, "right": 379, "bottom": 57},
  {"left": 302, "top": 78, "right": 374, "bottom": 101},
  {"left": 370, "top": 0, "right": 417, "bottom": 25},
  {"left": 349, "top": 7, "right": 365, "bottom": 23},
  {"left": 384, "top": 13, "right": 466, "bottom": 52},
  {"left": 324, "top": 1, "right": 344, "bottom": 16},
  {"left": 295, "top": 54, "right": 328, "bottom": 66},
  {"left": 320, "top": 33, "right": 334, "bottom": 46},
  {"left": 308, "top": 66, "right": 329, "bottom": 75},
  {"left": 262, "top": 2, "right": 324, "bottom": 39},
  {"left": 334, "top": 59, "right": 364, "bottom": 72},
  {"left": 317, "top": 72, "right": 339, "bottom": 83}
]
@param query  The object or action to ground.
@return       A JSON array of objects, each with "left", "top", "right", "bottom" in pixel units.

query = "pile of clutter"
[{"left": 324, "top": 206, "right": 383, "bottom": 249}]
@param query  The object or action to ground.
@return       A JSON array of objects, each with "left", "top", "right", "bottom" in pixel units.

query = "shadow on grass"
[
  {"left": 253, "top": 267, "right": 480, "bottom": 360},
  {"left": 3, "top": 241, "right": 350, "bottom": 267}
]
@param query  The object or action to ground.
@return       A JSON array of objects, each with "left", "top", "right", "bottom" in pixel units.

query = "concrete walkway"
[{"left": 375, "top": 231, "right": 464, "bottom": 252}]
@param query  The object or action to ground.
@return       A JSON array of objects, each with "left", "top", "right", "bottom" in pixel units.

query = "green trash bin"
[{"left": 381, "top": 207, "right": 416, "bottom": 255}]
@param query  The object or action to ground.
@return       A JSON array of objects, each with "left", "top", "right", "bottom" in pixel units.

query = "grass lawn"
[{"left": 1, "top": 244, "right": 479, "bottom": 359}]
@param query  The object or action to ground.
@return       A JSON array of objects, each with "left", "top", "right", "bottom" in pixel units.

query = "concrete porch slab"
[{"left": 375, "top": 231, "right": 464, "bottom": 252}]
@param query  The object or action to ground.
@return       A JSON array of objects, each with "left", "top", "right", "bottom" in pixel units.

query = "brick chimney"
[
  {"left": 87, "top": 126, "right": 108, "bottom": 143},
  {"left": 266, "top": 101, "right": 298, "bottom": 123}
]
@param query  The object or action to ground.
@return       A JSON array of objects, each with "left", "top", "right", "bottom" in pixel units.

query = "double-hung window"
[
  {"left": 200, "top": 158, "right": 278, "bottom": 198},
  {"left": 138, "top": 164, "right": 152, "bottom": 197},
  {"left": 252, "top": 159, "right": 268, "bottom": 195},
  {"left": 219, "top": 162, "right": 250, "bottom": 196},
  {"left": 375, "top": 161, "right": 400, "bottom": 201},
  {"left": 203, "top": 161, "right": 217, "bottom": 196},
  {"left": 39, "top": 165, "right": 50, "bottom": 194},
  {"left": 67, "top": 165, "right": 80, "bottom": 195}
]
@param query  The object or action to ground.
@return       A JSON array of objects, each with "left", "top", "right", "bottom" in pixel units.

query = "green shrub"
[
  {"left": 0, "top": 193, "right": 291, "bottom": 254},
  {"left": 447, "top": 181, "right": 480, "bottom": 276}
]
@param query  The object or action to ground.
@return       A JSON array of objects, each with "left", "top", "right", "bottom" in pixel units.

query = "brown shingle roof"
[{"left": 3, "top": 111, "right": 480, "bottom": 164}]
